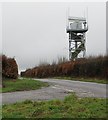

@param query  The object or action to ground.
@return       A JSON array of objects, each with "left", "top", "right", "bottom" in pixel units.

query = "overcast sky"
[{"left": 0, "top": 2, "right": 106, "bottom": 72}]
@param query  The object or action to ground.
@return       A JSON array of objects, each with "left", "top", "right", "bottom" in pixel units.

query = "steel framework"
[{"left": 66, "top": 16, "right": 88, "bottom": 60}]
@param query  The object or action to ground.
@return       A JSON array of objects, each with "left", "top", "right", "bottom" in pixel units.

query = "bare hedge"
[
  {"left": 21, "top": 56, "right": 108, "bottom": 79},
  {"left": 2, "top": 55, "right": 18, "bottom": 79}
]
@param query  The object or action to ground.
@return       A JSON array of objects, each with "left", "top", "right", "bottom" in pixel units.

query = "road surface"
[{"left": 2, "top": 79, "right": 107, "bottom": 104}]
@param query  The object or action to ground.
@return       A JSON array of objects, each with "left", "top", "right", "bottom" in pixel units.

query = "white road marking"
[
  {"left": 51, "top": 85, "right": 74, "bottom": 93},
  {"left": 51, "top": 85, "right": 95, "bottom": 97}
]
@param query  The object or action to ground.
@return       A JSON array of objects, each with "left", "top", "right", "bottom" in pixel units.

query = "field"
[
  {"left": 2, "top": 93, "right": 107, "bottom": 118},
  {"left": 2, "top": 78, "right": 49, "bottom": 93}
]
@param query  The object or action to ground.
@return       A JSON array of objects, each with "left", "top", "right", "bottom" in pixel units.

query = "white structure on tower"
[{"left": 66, "top": 16, "right": 88, "bottom": 60}]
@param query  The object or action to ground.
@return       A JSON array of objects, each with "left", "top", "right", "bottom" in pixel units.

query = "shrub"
[
  {"left": 2, "top": 55, "right": 18, "bottom": 79},
  {"left": 21, "top": 55, "right": 108, "bottom": 79}
]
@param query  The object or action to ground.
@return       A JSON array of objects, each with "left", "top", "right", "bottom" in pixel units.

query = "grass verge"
[
  {"left": 0, "top": 106, "right": 1, "bottom": 119},
  {"left": 0, "top": 88, "right": 2, "bottom": 93},
  {"left": 53, "top": 77, "right": 107, "bottom": 84},
  {"left": 2, "top": 78, "right": 49, "bottom": 93},
  {"left": 2, "top": 93, "right": 107, "bottom": 118}
]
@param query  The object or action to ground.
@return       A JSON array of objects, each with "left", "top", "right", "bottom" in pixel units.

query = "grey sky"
[{"left": 1, "top": 2, "right": 106, "bottom": 72}]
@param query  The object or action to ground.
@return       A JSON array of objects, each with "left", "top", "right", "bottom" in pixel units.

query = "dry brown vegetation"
[
  {"left": 0, "top": 55, "right": 2, "bottom": 86},
  {"left": 21, "top": 55, "right": 108, "bottom": 79},
  {"left": 2, "top": 55, "right": 18, "bottom": 79}
]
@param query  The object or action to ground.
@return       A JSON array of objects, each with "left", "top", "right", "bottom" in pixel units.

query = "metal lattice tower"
[{"left": 66, "top": 16, "right": 88, "bottom": 60}]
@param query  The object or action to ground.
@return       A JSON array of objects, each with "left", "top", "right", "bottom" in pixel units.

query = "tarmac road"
[{"left": 2, "top": 79, "right": 107, "bottom": 104}]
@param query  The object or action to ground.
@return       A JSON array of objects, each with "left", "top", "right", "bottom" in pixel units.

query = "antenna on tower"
[
  {"left": 86, "top": 7, "right": 88, "bottom": 25},
  {"left": 66, "top": 7, "right": 70, "bottom": 27},
  {"left": 84, "top": 8, "right": 85, "bottom": 18},
  {"left": 68, "top": 7, "right": 70, "bottom": 17},
  {"left": 66, "top": 8, "right": 68, "bottom": 27}
]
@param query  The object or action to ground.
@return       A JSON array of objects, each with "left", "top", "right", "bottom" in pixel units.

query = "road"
[{"left": 2, "top": 79, "right": 107, "bottom": 104}]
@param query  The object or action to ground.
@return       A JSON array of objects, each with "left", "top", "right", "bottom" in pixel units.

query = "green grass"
[
  {"left": 53, "top": 77, "right": 107, "bottom": 84},
  {"left": 0, "top": 105, "right": 1, "bottom": 119},
  {"left": 2, "top": 93, "right": 107, "bottom": 118},
  {"left": 2, "top": 78, "right": 49, "bottom": 93},
  {"left": 0, "top": 88, "right": 2, "bottom": 93}
]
